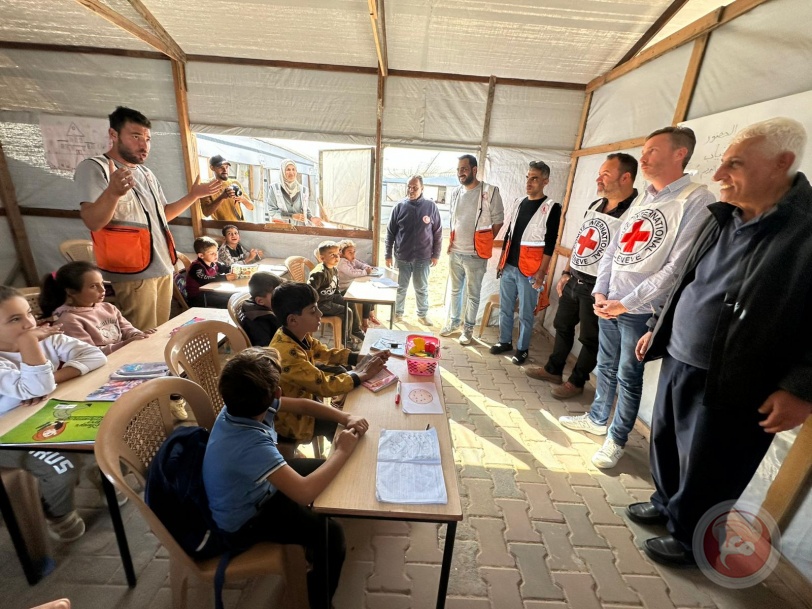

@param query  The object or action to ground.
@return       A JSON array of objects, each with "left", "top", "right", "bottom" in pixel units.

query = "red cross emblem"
[
  {"left": 576, "top": 228, "right": 598, "bottom": 255},
  {"left": 620, "top": 220, "right": 651, "bottom": 253}
]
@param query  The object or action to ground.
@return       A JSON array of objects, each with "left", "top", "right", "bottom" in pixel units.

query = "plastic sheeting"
[
  {"left": 321, "top": 148, "right": 372, "bottom": 229},
  {"left": 582, "top": 42, "right": 693, "bottom": 148}
]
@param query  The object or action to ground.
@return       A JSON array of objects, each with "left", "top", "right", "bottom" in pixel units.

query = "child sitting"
[
  {"left": 308, "top": 240, "right": 364, "bottom": 343},
  {"left": 337, "top": 239, "right": 381, "bottom": 331},
  {"left": 186, "top": 236, "right": 236, "bottom": 308},
  {"left": 218, "top": 225, "right": 264, "bottom": 266},
  {"left": 239, "top": 272, "right": 284, "bottom": 346},
  {"left": 0, "top": 285, "right": 107, "bottom": 542},
  {"left": 269, "top": 282, "right": 387, "bottom": 445},
  {"left": 202, "top": 347, "right": 368, "bottom": 609},
  {"left": 40, "top": 261, "right": 156, "bottom": 354}
]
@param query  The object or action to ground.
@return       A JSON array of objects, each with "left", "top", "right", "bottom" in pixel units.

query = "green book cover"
[{"left": 0, "top": 399, "right": 114, "bottom": 445}]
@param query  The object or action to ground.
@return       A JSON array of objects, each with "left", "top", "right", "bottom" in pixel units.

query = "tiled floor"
[{"left": 0, "top": 316, "right": 805, "bottom": 609}]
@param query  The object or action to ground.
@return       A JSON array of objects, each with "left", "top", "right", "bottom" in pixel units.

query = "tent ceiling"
[{"left": 1, "top": 0, "right": 734, "bottom": 85}]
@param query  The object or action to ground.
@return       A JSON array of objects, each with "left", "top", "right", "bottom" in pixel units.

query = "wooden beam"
[
  {"left": 73, "top": 0, "right": 183, "bottom": 62},
  {"left": 389, "top": 69, "right": 585, "bottom": 90},
  {"left": 615, "top": 0, "right": 694, "bottom": 67},
  {"left": 0, "top": 41, "right": 166, "bottom": 60},
  {"left": 478, "top": 75, "right": 497, "bottom": 178},
  {"left": 368, "top": 0, "right": 388, "bottom": 77},
  {"left": 0, "top": 142, "right": 39, "bottom": 285},
  {"left": 767, "top": 557, "right": 812, "bottom": 609},
  {"left": 372, "top": 71, "right": 386, "bottom": 264},
  {"left": 573, "top": 136, "right": 647, "bottom": 158},
  {"left": 187, "top": 54, "right": 378, "bottom": 75},
  {"left": 171, "top": 60, "right": 203, "bottom": 238},
  {"left": 125, "top": 0, "right": 186, "bottom": 63},
  {"left": 761, "top": 417, "right": 812, "bottom": 530},
  {"left": 555, "top": 245, "right": 572, "bottom": 258},
  {"left": 672, "top": 34, "right": 710, "bottom": 124}
]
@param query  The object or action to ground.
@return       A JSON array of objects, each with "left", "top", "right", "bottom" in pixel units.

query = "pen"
[
  {"left": 395, "top": 381, "right": 401, "bottom": 405},
  {"left": 425, "top": 423, "right": 431, "bottom": 430}
]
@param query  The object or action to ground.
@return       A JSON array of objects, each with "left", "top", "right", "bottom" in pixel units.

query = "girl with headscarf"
[{"left": 266, "top": 159, "right": 323, "bottom": 226}]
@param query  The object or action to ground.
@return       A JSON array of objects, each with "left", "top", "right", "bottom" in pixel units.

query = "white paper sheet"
[
  {"left": 375, "top": 428, "right": 447, "bottom": 504},
  {"left": 400, "top": 382, "right": 443, "bottom": 414}
]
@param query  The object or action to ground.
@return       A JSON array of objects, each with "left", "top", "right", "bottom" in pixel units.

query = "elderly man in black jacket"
[{"left": 632, "top": 117, "right": 812, "bottom": 566}]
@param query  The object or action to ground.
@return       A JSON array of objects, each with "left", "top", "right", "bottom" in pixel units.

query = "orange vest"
[
  {"left": 498, "top": 197, "right": 558, "bottom": 277},
  {"left": 88, "top": 156, "right": 177, "bottom": 274},
  {"left": 448, "top": 183, "right": 498, "bottom": 259}
]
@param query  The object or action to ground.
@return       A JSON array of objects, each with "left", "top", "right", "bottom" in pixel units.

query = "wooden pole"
[
  {"left": 672, "top": 34, "right": 710, "bottom": 124},
  {"left": 0, "top": 141, "right": 39, "bottom": 285},
  {"left": 372, "top": 70, "right": 386, "bottom": 264},
  {"left": 478, "top": 75, "right": 497, "bottom": 178},
  {"left": 171, "top": 60, "right": 203, "bottom": 238}
]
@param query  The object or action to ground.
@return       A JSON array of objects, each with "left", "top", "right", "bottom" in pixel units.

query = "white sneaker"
[
  {"left": 458, "top": 329, "right": 473, "bottom": 345},
  {"left": 440, "top": 323, "right": 460, "bottom": 337},
  {"left": 558, "top": 413, "right": 608, "bottom": 436},
  {"left": 47, "top": 510, "right": 86, "bottom": 543},
  {"left": 592, "top": 437, "right": 625, "bottom": 469}
]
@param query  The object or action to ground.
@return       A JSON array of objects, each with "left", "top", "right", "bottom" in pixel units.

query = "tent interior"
[{"left": 1, "top": 0, "right": 812, "bottom": 596}]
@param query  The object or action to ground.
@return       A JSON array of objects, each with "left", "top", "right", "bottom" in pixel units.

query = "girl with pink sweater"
[{"left": 40, "top": 261, "right": 156, "bottom": 354}]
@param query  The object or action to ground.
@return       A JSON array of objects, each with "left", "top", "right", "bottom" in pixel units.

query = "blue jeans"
[
  {"left": 447, "top": 252, "right": 488, "bottom": 331},
  {"left": 498, "top": 263, "right": 538, "bottom": 351},
  {"left": 588, "top": 314, "right": 650, "bottom": 446},
  {"left": 395, "top": 258, "right": 431, "bottom": 317}
]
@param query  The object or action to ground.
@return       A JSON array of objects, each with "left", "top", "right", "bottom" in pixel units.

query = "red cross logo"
[
  {"left": 576, "top": 228, "right": 598, "bottom": 255},
  {"left": 621, "top": 220, "right": 651, "bottom": 253}
]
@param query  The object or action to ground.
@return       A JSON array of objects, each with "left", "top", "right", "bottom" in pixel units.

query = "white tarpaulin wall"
[{"left": 321, "top": 148, "right": 373, "bottom": 229}]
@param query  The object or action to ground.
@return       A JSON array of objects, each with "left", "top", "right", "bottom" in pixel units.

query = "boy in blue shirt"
[{"left": 202, "top": 347, "right": 368, "bottom": 608}]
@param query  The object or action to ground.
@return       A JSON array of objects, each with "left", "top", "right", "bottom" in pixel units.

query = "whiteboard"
[{"left": 681, "top": 89, "right": 812, "bottom": 198}]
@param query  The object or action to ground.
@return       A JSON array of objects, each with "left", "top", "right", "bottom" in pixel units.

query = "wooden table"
[
  {"left": 199, "top": 257, "right": 288, "bottom": 306},
  {"left": 0, "top": 308, "right": 230, "bottom": 586},
  {"left": 342, "top": 268, "right": 398, "bottom": 344},
  {"left": 313, "top": 329, "right": 462, "bottom": 609}
]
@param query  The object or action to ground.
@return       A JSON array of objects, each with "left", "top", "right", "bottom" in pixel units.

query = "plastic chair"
[
  {"left": 59, "top": 239, "right": 95, "bottom": 263},
  {"left": 164, "top": 320, "right": 250, "bottom": 415},
  {"left": 227, "top": 292, "right": 252, "bottom": 329},
  {"left": 18, "top": 287, "right": 43, "bottom": 319},
  {"left": 284, "top": 256, "right": 343, "bottom": 349},
  {"left": 478, "top": 293, "right": 501, "bottom": 338},
  {"left": 93, "top": 377, "right": 307, "bottom": 609},
  {"left": 177, "top": 252, "right": 193, "bottom": 273}
]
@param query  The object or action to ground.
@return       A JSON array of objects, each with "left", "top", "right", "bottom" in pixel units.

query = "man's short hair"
[
  {"left": 193, "top": 236, "right": 218, "bottom": 254},
  {"left": 730, "top": 117, "right": 807, "bottom": 176},
  {"left": 271, "top": 282, "right": 318, "bottom": 326},
  {"left": 408, "top": 175, "right": 424, "bottom": 187},
  {"left": 249, "top": 272, "right": 284, "bottom": 299},
  {"left": 458, "top": 154, "right": 478, "bottom": 168},
  {"left": 528, "top": 161, "right": 551, "bottom": 179},
  {"left": 219, "top": 347, "right": 281, "bottom": 418},
  {"left": 317, "top": 240, "right": 339, "bottom": 256},
  {"left": 606, "top": 152, "right": 639, "bottom": 182},
  {"left": 108, "top": 106, "right": 151, "bottom": 133},
  {"left": 646, "top": 126, "right": 697, "bottom": 168}
]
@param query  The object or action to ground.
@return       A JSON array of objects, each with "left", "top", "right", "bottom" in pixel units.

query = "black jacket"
[{"left": 646, "top": 173, "right": 812, "bottom": 409}]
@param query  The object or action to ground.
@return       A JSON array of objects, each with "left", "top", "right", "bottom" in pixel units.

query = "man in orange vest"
[{"left": 75, "top": 106, "right": 217, "bottom": 330}]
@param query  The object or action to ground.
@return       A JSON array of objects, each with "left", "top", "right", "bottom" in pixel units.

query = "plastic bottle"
[{"left": 169, "top": 393, "right": 189, "bottom": 421}]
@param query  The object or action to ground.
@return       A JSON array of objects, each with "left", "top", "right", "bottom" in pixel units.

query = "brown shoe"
[
  {"left": 551, "top": 381, "right": 584, "bottom": 399},
  {"left": 525, "top": 366, "right": 563, "bottom": 384}
]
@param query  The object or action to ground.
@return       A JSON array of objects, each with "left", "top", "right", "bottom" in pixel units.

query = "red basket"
[{"left": 405, "top": 334, "right": 441, "bottom": 376}]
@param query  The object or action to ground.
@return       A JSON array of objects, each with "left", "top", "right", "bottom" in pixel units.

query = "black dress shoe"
[
  {"left": 643, "top": 535, "right": 696, "bottom": 566},
  {"left": 490, "top": 342, "right": 513, "bottom": 354},
  {"left": 511, "top": 349, "right": 529, "bottom": 365},
  {"left": 626, "top": 502, "right": 668, "bottom": 525}
]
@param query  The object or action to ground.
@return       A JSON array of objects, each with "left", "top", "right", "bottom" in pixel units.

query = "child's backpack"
[{"left": 145, "top": 425, "right": 239, "bottom": 609}]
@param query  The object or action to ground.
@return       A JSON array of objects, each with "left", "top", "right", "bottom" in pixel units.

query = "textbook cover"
[
  {"left": 0, "top": 399, "right": 114, "bottom": 446},
  {"left": 86, "top": 379, "right": 148, "bottom": 401},
  {"left": 362, "top": 367, "right": 398, "bottom": 393}
]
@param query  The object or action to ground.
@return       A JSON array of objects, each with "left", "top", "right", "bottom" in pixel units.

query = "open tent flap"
[{"left": 320, "top": 148, "right": 372, "bottom": 229}]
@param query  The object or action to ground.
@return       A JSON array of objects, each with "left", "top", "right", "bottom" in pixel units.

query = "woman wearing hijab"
[{"left": 266, "top": 160, "right": 323, "bottom": 226}]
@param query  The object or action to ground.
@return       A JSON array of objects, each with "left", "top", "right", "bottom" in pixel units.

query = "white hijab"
[{"left": 280, "top": 159, "right": 300, "bottom": 199}]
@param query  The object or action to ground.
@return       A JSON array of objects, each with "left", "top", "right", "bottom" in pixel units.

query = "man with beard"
[
  {"left": 199, "top": 155, "right": 255, "bottom": 221},
  {"left": 440, "top": 154, "right": 504, "bottom": 345},
  {"left": 526, "top": 153, "right": 638, "bottom": 399},
  {"left": 76, "top": 106, "right": 217, "bottom": 330}
]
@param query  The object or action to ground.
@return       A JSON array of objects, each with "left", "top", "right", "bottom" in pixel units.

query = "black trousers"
[
  {"left": 320, "top": 297, "right": 362, "bottom": 336},
  {"left": 228, "top": 458, "right": 345, "bottom": 609},
  {"left": 650, "top": 356, "right": 774, "bottom": 549},
  {"left": 545, "top": 275, "right": 600, "bottom": 387}
]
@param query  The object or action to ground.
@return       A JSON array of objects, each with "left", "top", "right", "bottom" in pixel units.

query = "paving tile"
[
  {"left": 509, "top": 543, "right": 565, "bottom": 600},
  {"left": 500, "top": 427, "right": 532, "bottom": 454},
  {"left": 538, "top": 470, "right": 582, "bottom": 503},
  {"left": 489, "top": 467, "right": 525, "bottom": 499},
  {"left": 566, "top": 470, "right": 601, "bottom": 487},
  {"left": 470, "top": 517, "right": 514, "bottom": 567},
  {"left": 533, "top": 521, "right": 586, "bottom": 572},
  {"left": 576, "top": 547, "right": 641, "bottom": 604},
  {"left": 447, "top": 540, "right": 488, "bottom": 597},
  {"left": 523, "top": 602, "right": 569, "bottom": 609},
  {"left": 655, "top": 566, "right": 717, "bottom": 608},
  {"left": 551, "top": 572, "right": 602, "bottom": 609},
  {"left": 368, "top": 536, "right": 410, "bottom": 592},
  {"left": 446, "top": 597, "right": 492, "bottom": 608},
  {"left": 462, "top": 478, "right": 502, "bottom": 517},
  {"left": 623, "top": 574, "right": 676, "bottom": 609},
  {"left": 340, "top": 518, "right": 375, "bottom": 562},
  {"left": 333, "top": 560, "right": 373, "bottom": 609},
  {"left": 482, "top": 441, "right": 520, "bottom": 468},
  {"left": 453, "top": 423, "right": 485, "bottom": 449},
  {"left": 573, "top": 485, "right": 625, "bottom": 525},
  {"left": 513, "top": 460, "right": 548, "bottom": 484},
  {"left": 404, "top": 563, "right": 441, "bottom": 608},
  {"left": 406, "top": 522, "right": 443, "bottom": 564},
  {"left": 371, "top": 520, "right": 410, "bottom": 536},
  {"left": 497, "top": 499, "right": 541, "bottom": 543},
  {"left": 481, "top": 567, "right": 524, "bottom": 609},
  {"left": 522, "top": 439, "right": 566, "bottom": 470},
  {"left": 595, "top": 525, "right": 657, "bottom": 575},
  {"left": 470, "top": 414, "right": 502, "bottom": 438},
  {"left": 365, "top": 592, "right": 412, "bottom": 608},
  {"left": 597, "top": 473, "right": 638, "bottom": 506},
  {"left": 556, "top": 504, "right": 609, "bottom": 548},
  {"left": 619, "top": 472, "right": 655, "bottom": 491},
  {"left": 519, "top": 483, "right": 564, "bottom": 523}
]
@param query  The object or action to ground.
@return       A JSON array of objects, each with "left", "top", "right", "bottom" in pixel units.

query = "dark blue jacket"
[{"left": 385, "top": 196, "right": 442, "bottom": 262}]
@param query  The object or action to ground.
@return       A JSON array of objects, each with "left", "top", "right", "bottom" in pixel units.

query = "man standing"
[
  {"left": 385, "top": 176, "right": 442, "bottom": 325},
  {"left": 75, "top": 106, "right": 217, "bottom": 330},
  {"left": 526, "top": 154, "right": 637, "bottom": 399},
  {"left": 200, "top": 155, "right": 255, "bottom": 221},
  {"left": 559, "top": 127, "right": 714, "bottom": 469},
  {"left": 490, "top": 161, "right": 561, "bottom": 365},
  {"left": 440, "top": 154, "right": 504, "bottom": 345},
  {"left": 631, "top": 118, "right": 812, "bottom": 566}
]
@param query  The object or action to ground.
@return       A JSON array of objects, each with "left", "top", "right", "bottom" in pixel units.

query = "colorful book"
[
  {"left": 371, "top": 277, "right": 398, "bottom": 288},
  {"left": 0, "top": 399, "right": 115, "bottom": 446},
  {"left": 169, "top": 316, "right": 206, "bottom": 336},
  {"left": 86, "top": 379, "right": 148, "bottom": 401},
  {"left": 109, "top": 362, "right": 169, "bottom": 380},
  {"left": 362, "top": 367, "right": 399, "bottom": 393}
]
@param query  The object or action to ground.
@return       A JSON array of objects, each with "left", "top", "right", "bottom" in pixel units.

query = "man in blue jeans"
[
  {"left": 385, "top": 175, "right": 442, "bottom": 325},
  {"left": 559, "top": 126, "right": 714, "bottom": 469}
]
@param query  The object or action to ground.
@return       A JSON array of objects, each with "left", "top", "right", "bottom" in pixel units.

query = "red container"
[{"left": 405, "top": 334, "right": 441, "bottom": 376}]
